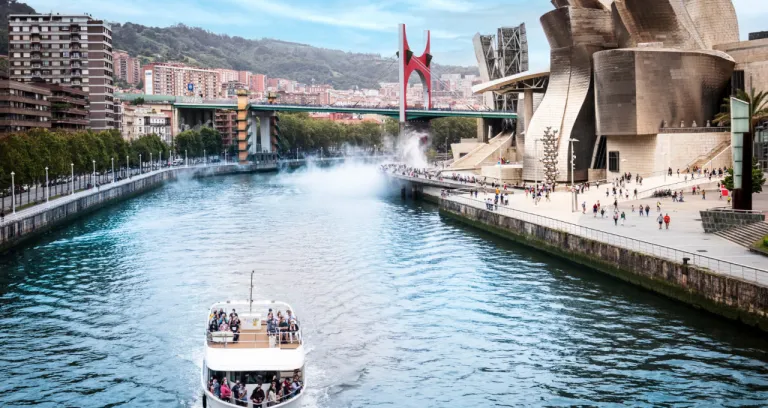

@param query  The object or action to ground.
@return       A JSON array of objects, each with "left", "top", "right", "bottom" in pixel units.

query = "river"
[{"left": 1, "top": 162, "right": 767, "bottom": 407}]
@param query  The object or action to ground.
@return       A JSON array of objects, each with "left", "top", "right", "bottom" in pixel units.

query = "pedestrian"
[
  {"left": 645, "top": 205, "right": 650, "bottom": 216},
  {"left": 631, "top": 204, "right": 635, "bottom": 213},
  {"left": 600, "top": 208, "right": 605, "bottom": 218},
  {"left": 664, "top": 213, "right": 671, "bottom": 229},
  {"left": 620, "top": 211, "right": 626, "bottom": 226},
  {"left": 593, "top": 203, "right": 598, "bottom": 217},
  {"left": 613, "top": 211, "right": 619, "bottom": 226},
  {"left": 633, "top": 189, "right": 637, "bottom": 199},
  {"left": 657, "top": 213, "right": 664, "bottom": 229},
  {"left": 582, "top": 201, "right": 586, "bottom": 214},
  {"left": 656, "top": 201, "right": 661, "bottom": 212},
  {"left": 702, "top": 189, "right": 706, "bottom": 200}
]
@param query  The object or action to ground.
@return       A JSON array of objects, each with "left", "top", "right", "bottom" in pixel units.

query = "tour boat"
[{"left": 202, "top": 299, "right": 305, "bottom": 408}]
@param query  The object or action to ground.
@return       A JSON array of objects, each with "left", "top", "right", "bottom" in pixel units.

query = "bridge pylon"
[{"left": 398, "top": 23, "right": 432, "bottom": 124}]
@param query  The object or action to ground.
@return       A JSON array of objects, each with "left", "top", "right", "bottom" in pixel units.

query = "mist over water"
[{"left": 0, "top": 163, "right": 767, "bottom": 407}]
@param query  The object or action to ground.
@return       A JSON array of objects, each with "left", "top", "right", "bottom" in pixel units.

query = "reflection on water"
[{"left": 1, "top": 164, "right": 767, "bottom": 407}]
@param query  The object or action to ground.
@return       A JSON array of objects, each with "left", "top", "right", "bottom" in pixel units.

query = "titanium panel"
[
  {"left": 542, "top": 7, "right": 616, "bottom": 49},
  {"left": 594, "top": 49, "right": 735, "bottom": 137},
  {"left": 612, "top": 0, "right": 700, "bottom": 49},
  {"left": 682, "top": 0, "right": 739, "bottom": 49}
]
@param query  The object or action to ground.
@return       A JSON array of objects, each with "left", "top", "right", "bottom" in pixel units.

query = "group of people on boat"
[
  {"left": 208, "top": 371, "right": 303, "bottom": 407},
  {"left": 266, "top": 308, "right": 300, "bottom": 344},
  {"left": 208, "top": 309, "right": 243, "bottom": 343}
]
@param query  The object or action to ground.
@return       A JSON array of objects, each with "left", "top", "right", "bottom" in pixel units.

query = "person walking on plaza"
[
  {"left": 613, "top": 211, "right": 619, "bottom": 226},
  {"left": 656, "top": 201, "right": 661, "bottom": 212},
  {"left": 620, "top": 211, "right": 626, "bottom": 226},
  {"left": 645, "top": 205, "right": 650, "bottom": 217},
  {"left": 600, "top": 207, "right": 606, "bottom": 218},
  {"left": 702, "top": 189, "right": 706, "bottom": 200},
  {"left": 593, "top": 203, "right": 598, "bottom": 217},
  {"left": 633, "top": 188, "right": 637, "bottom": 199},
  {"left": 664, "top": 213, "right": 671, "bottom": 229},
  {"left": 657, "top": 213, "right": 664, "bottom": 229},
  {"left": 582, "top": 201, "right": 586, "bottom": 214}
]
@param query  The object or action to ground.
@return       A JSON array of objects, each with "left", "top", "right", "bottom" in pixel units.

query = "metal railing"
[
  {"left": 636, "top": 173, "right": 723, "bottom": 200},
  {"left": 206, "top": 328, "right": 303, "bottom": 349},
  {"left": 205, "top": 380, "right": 303, "bottom": 408},
  {"left": 448, "top": 194, "right": 768, "bottom": 285}
]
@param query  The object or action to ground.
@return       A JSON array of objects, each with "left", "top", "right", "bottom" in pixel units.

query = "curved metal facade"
[
  {"left": 594, "top": 49, "right": 735, "bottom": 137},
  {"left": 522, "top": 6, "right": 613, "bottom": 182}
]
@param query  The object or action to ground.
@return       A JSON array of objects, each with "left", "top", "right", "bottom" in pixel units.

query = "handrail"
[
  {"left": 448, "top": 194, "right": 768, "bottom": 285},
  {"left": 205, "top": 379, "right": 304, "bottom": 408},
  {"left": 636, "top": 173, "right": 722, "bottom": 200}
]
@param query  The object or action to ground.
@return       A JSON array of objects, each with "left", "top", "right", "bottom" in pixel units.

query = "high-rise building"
[
  {"left": 143, "top": 63, "right": 219, "bottom": 98},
  {"left": 250, "top": 74, "right": 266, "bottom": 92},
  {"left": 237, "top": 71, "right": 251, "bottom": 86},
  {"left": 8, "top": 13, "right": 116, "bottom": 130},
  {"left": 44, "top": 83, "right": 89, "bottom": 130},
  {"left": 114, "top": 50, "right": 140, "bottom": 84},
  {"left": 214, "top": 69, "right": 239, "bottom": 84}
]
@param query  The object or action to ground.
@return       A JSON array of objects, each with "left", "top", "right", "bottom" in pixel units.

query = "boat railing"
[
  {"left": 206, "top": 380, "right": 303, "bottom": 408},
  {"left": 206, "top": 328, "right": 303, "bottom": 349}
]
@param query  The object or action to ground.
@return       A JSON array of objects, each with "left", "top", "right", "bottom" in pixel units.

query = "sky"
[{"left": 24, "top": 0, "right": 768, "bottom": 70}]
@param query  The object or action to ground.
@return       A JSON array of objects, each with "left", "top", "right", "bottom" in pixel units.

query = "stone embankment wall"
[
  {"left": 440, "top": 199, "right": 768, "bottom": 331},
  {"left": 700, "top": 208, "right": 766, "bottom": 233},
  {"left": 0, "top": 164, "right": 275, "bottom": 252}
]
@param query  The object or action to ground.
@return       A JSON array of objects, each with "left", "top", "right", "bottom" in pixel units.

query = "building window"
[{"left": 608, "top": 151, "right": 620, "bottom": 172}]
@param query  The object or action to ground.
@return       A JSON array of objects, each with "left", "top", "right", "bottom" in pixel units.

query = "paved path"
[{"left": 442, "top": 173, "right": 768, "bottom": 286}]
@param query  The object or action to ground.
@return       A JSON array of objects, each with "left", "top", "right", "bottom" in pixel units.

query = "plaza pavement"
[{"left": 442, "top": 172, "right": 768, "bottom": 285}]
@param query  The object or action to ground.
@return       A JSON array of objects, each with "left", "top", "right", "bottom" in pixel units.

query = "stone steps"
[{"left": 715, "top": 222, "right": 768, "bottom": 247}]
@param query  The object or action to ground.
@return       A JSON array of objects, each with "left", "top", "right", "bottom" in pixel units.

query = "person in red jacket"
[{"left": 663, "top": 213, "right": 671, "bottom": 230}]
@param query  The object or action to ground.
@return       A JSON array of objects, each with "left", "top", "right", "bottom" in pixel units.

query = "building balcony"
[
  {"left": 0, "top": 95, "right": 51, "bottom": 106},
  {"left": 0, "top": 106, "right": 51, "bottom": 117},
  {"left": 52, "top": 117, "right": 89, "bottom": 125},
  {"left": 0, "top": 119, "right": 52, "bottom": 129}
]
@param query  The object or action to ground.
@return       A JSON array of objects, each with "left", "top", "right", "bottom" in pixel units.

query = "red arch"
[{"left": 399, "top": 24, "right": 432, "bottom": 122}]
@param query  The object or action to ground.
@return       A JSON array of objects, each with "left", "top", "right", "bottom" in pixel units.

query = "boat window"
[{"left": 226, "top": 371, "right": 279, "bottom": 384}]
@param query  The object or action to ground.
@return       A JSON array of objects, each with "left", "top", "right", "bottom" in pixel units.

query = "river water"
[{"left": 1, "top": 163, "right": 767, "bottom": 407}]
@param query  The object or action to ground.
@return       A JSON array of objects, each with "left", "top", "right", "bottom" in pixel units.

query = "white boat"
[{"left": 202, "top": 299, "right": 305, "bottom": 408}]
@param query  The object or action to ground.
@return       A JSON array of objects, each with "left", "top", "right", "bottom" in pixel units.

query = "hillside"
[
  {"left": 0, "top": 0, "right": 36, "bottom": 55},
  {"left": 110, "top": 23, "right": 478, "bottom": 90}
]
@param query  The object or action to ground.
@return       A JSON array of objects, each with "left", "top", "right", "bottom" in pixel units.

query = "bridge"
[{"left": 172, "top": 101, "right": 517, "bottom": 120}]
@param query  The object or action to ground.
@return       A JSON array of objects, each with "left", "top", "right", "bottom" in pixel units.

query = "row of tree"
[
  {"left": 173, "top": 127, "right": 224, "bottom": 158},
  {"left": 277, "top": 112, "right": 477, "bottom": 154},
  {"left": 0, "top": 129, "right": 170, "bottom": 190}
]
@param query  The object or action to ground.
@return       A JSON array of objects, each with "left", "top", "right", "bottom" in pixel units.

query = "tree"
[
  {"left": 714, "top": 88, "right": 768, "bottom": 137},
  {"left": 430, "top": 117, "right": 476, "bottom": 153},
  {"left": 723, "top": 162, "right": 766, "bottom": 194}
]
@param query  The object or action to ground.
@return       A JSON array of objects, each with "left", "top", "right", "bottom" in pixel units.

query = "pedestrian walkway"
[{"left": 446, "top": 172, "right": 768, "bottom": 286}]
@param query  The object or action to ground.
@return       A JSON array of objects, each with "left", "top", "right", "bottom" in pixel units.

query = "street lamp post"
[
  {"left": 126, "top": 156, "right": 129, "bottom": 178},
  {"left": 70, "top": 163, "right": 74, "bottom": 195},
  {"left": 10, "top": 171, "right": 15, "bottom": 213},
  {"left": 45, "top": 167, "right": 49, "bottom": 202},
  {"left": 204, "top": 149, "right": 206, "bottom": 166},
  {"left": 150, "top": 153, "right": 153, "bottom": 171},
  {"left": 569, "top": 138, "right": 579, "bottom": 212},
  {"left": 111, "top": 158, "right": 115, "bottom": 183},
  {"left": 534, "top": 138, "right": 541, "bottom": 187},
  {"left": 185, "top": 150, "right": 188, "bottom": 167},
  {"left": 92, "top": 160, "right": 96, "bottom": 188},
  {"left": 139, "top": 154, "right": 142, "bottom": 174},
  {"left": 159, "top": 151, "right": 162, "bottom": 169}
]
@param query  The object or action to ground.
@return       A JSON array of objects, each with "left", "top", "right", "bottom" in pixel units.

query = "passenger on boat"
[
  {"left": 278, "top": 316, "right": 290, "bottom": 343},
  {"left": 291, "top": 373, "right": 302, "bottom": 395},
  {"left": 230, "top": 314, "right": 240, "bottom": 343},
  {"left": 250, "top": 383, "right": 265, "bottom": 406},
  {"left": 220, "top": 378, "right": 232, "bottom": 401},
  {"left": 267, "top": 380, "right": 278, "bottom": 406},
  {"left": 211, "top": 378, "right": 220, "bottom": 398},
  {"left": 267, "top": 311, "right": 278, "bottom": 337},
  {"left": 233, "top": 380, "right": 248, "bottom": 406}
]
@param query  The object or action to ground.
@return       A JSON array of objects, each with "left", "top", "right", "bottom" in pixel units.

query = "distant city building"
[
  {"left": 250, "top": 74, "right": 266, "bottom": 92},
  {"left": 114, "top": 50, "right": 140, "bottom": 84},
  {"left": 143, "top": 63, "right": 219, "bottom": 98},
  {"left": 214, "top": 68, "right": 239, "bottom": 84},
  {"left": 8, "top": 13, "right": 116, "bottom": 130},
  {"left": 221, "top": 80, "right": 247, "bottom": 99},
  {"left": 0, "top": 77, "right": 51, "bottom": 133},
  {"left": 238, "top": 71, "right": 251, "bottom": 86},
  {"left": 121, "top": 105, "right": 171, "bottom": 143},
  {"left": 214, "top": 109, "right": 236, "bottom": 148}
]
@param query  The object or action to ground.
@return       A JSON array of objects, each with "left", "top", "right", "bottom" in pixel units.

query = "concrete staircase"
[
  {"left": 449, "top": 131, "right": 514, "bottom": 171},
  {"left": 715, "top": 221, "right": 768, "bottom": 247}
]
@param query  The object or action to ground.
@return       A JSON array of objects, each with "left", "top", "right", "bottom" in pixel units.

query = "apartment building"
[
  {"left": 214, "top": 109, "right": 236, "bottom": 148},
  {"left": 250, "top": 74, "right": 266, "bottom": 92},
  {"left": 121, "top": 105, "right": 171, "bottom": 143},
  {"left": 8, "top": 13, "right": 115, "bottom": 130},
  {"left": 143, "top": 63, "right": 219, "bottom": 98},
  {"left": 0, "top": 77, "right": 51, "bottom": 133},
  {"left": 114, "top": 50, "right": 140, "bottom": 84}
]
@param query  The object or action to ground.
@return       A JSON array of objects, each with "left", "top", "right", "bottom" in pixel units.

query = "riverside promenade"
[
  {"left": 0, "top": 162, "right": 276, "bottom": 251},
  {"left": 387, "top": 169, "right": 768, "bottom": 329}
]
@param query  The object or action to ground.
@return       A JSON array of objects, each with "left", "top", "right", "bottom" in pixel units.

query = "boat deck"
[{"left": 208, "top": 325, "right": 301, "bottom": 349}]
